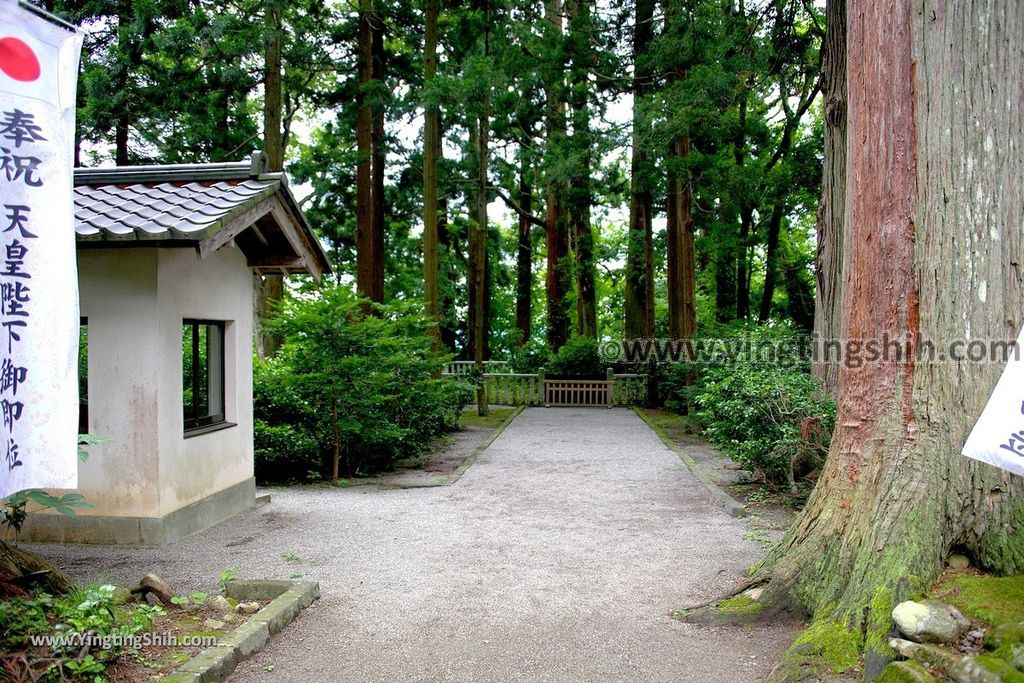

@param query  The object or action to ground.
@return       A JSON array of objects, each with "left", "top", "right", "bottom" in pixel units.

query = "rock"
[
  {"left": 987, "top": 623, "right": 1024, "bottom": 650},
  {"left": 948, "top": 554, "right": 971, "bottom": 570},
  {"left": 889, "top": 638, "right": 961, "bottom": 671},
  {"left": 877, "top": 660, "right": 940, "bottom": 682},
  {"left": 994, "top": 643, "right": 1024, "bottom": 672},
  {"left": 237, "top": 601, "right": 261, "bottom": 615},
  {"left": 207, "top": 594, "right": 233, "bottom": 614},
  {"left": 135, "top": 573, "right": 175, "bottom": 606},
  {"left": 949, "top": 654, "right": 1018, "bottom": 683},
  {"left": 111, "top": 586, "right": 135, "bottom": 604},
  {"left": 222, "top": 611, "right": 238, "bottom": 624},
  {"left": 203, "top": 618, "right": 225, "bottom": 631},
  {"left": 893, "top": 600, "right": 971, "bottom": 644}
]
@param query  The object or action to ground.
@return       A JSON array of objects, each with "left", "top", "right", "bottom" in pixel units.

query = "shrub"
[
  {"left": 695, "top": 364, "right": 835, "bottom": 487},
  {"left": 254, "top": 287, "right": 472, "bottom": 481},
  {"left": 546, "top": 336, "right": 605, "bottom": 379}
]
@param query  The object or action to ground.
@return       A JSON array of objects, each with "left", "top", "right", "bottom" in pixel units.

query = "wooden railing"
[
  {"left": 544, "top": 379, "right": 611, "bottom": 407},
  {"left": 609, "top": 373, "right": 647, "bottom": 406},
  {"left": 445, "top": 365, "right": 647, "bottom": 408},
  {"left": 443, "top": 360, "right": 511, "bottom": 376},
  {"left": 484, "top": 373, "right": 544, "bottom": 406}
]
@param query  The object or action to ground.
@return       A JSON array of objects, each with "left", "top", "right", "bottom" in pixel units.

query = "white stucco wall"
[
  {"left": 75, "top": 244, "right": 253, "bottom": 521},
  {"left": 155, "top": 246, "right": 254, "bottom": 516}
]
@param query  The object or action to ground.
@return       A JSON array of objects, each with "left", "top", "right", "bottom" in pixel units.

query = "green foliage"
[
  {"left": 218, "top": 567, "right": 238, "bottom": 591},
  {"left": 254, "top": 287, "right": 472, "bottom": 480},
  {"left": 0, "top": 584, "right": 165, "bottom": 680},
  {"left": 545, "top": 336, "right": 605, "bottom": 379},
  {"left": 692, "top": 361, "right": 835, "bottom": 484}
]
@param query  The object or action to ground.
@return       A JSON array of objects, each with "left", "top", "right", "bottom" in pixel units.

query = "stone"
[
  {"left": 995, "top": 643, "right": 1024, "bottom": 672},
  {"left": 987, "top": 623, "right": 1024, "bottom": 650},
  {"left": 207, "top": 594, "right": 233, "bottom": 614},
  {"left": 237, "top": 601, "right": 261, "bottom": 615},
  {"left": 203, "top": 618, "right": 226, "bottom": 630},
  {"left": 949, "top": 654, "right": 1019, "bottom": 683},
  {"left": 876, "top": 660, "right": 940, "bottom": 683},
  {"left": 111, "top": 586, "right": 134, "bottom": 604},
  {"left": 893, "top": 600, "right": 971, "bottom": 644},
  {"left": 889, "top": 638, "right": 961, "bottom": 671},
  {"left": 136, "top": 572, "right": 175, "bottom": 606},
  {"left": 222, "top": 611, "right": 238, "bottom": 624},
  {"left": 948, "top": 554, "right": 971, "bottom": 570}
]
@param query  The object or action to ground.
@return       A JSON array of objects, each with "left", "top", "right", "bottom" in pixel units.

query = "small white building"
[{"left": 20, "top": 153, "right": 329, "bottom": 545}]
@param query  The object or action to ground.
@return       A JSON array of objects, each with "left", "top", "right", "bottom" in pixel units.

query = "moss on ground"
[
  {"left": 458, "top": 407, "right": 516, "bottom": 430},
  {"left": 770, "top": 618, "right": 863, "bottom": 681},
  {"left": 717, "top": 595, "right": 763, "bottom": 616},
  {"left": 934, "top": 573, "right": 1024, "bottom": 626}
]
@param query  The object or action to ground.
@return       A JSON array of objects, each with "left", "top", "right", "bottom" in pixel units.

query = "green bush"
[
  {"left": 254, "top": 287, "right": 472, "bottom": 481},
  {"left": 546, "top": 336, "right": 605, "bottom": 379},
  {"left": 695, "top": 364, "right": 835, "bottom": 486}
]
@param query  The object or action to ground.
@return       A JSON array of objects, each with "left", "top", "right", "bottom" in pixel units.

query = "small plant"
[
  {"left": 190, "top": 591, "right": 208, "bottom": 605},
  {"left": 218, "top": 567, "right": 238, "bottom": 591},
  {"left": 280, "top": 552, "right": 301, "bottom": 564}
]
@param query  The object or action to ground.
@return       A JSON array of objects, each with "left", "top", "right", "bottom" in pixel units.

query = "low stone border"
[
  {"left": 159, "top": 579, "right": 320, "bottom": 683},
  {"left": 632, "top": 408, "right": 747, "bottom": 518},
  {"left": 377, "top": 404, "right": 525, "bottom": 489}
]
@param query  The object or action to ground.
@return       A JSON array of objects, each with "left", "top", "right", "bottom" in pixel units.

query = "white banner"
[
  {"left": 0, "top": 1, "right": 82, "bottom": 498},
  {"left": 963, "top": 326, "right": 1024, "bottom": 477}
]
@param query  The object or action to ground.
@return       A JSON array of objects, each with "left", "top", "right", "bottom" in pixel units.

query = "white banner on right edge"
[{"left": 962, "top": 325, "right": 1024, "bottom": 477}]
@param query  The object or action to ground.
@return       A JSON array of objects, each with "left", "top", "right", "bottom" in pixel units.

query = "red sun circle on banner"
[{"left": 0, "top": 36, "right": 41, "bottom": 82}]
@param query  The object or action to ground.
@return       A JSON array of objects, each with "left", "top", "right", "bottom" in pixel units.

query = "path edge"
[
  {"left": 632, "top": 407, "right": 748, "bottom": 518},
  {"left": 158, "top": 579, "right": 320, "bottom": 683},
  {"left": 442, "top": 405, "right": 525, "bottom": 486}
]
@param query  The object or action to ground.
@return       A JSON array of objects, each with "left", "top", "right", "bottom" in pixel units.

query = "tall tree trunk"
[
  {"left": 624, "top": 0, "right": 655, "bottom": 341},
  {"left": 544, "top": 0, "right": 571, "bottom": 349},
  {"left": 734, "top": 81, "right": 752, "bottom": 321},
  {"left": 438, "top": 196, "right": 458, "bottom": 352},
  {"left": 567, "top": 0, "right": 597, "bottom": 338},
  {"left": 355, "top": 0, "right": 376, "bottom": 303},
  {"left": 370, "top": 11, "right": 387, "bottom": 303},
  {"left": 515, "top": 155, "right": 533, "bottom": 346},
  {"left": 757, "top": 198, "right": 785, "bottom": 322},
  {"left": 694, "top": 3, "right": 1024, "bottom": 678},
  {"left": 423, "top": 0, "right": 441, "bottom": 349},
  {"left": 667, "top": 136, "right": 696, "bottom": 341},
  {"left": 812, "top": 0, "right": 847, "bottom": 398},
  {"left": 473, "top": 2, "right": 491, "bottom": 416},
  {"left": 256, "top": 0, "right": 285, "bottom": 360},
  {"left": 263, "top": 1, "right": 284, "bottom": 172}
]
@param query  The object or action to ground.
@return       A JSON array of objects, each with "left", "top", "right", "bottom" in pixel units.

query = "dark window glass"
[{"left": 183, "top": 320, "right": 225, "bottom": 431}]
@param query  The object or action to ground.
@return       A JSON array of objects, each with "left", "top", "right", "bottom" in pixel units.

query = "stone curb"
[
  {"left": 374, "top": 405, "right": 525, "bottom": 489},
  {"left": 158, "top": 580, "right": 320, "bottom": 683},
  {"left": 632, "top": 407, "right": 748, "bottom": 518}
]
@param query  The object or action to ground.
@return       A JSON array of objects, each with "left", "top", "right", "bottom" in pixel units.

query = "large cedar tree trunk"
[
  {"left": 692, "top": 2, "right": 1024, "bottom": 678},
  {"left": 355, "top": 0, "right": 377, "bottom": 302},
  {"left": 623, "top": 0, "right": 655, "bottom": 341},
  {"left": 515, "top": 155, "right": 533, "bottom": 346},
  {"left": 667, "top": 135, "right": 696, "bottom": 341},
  {"left": 544, "top": 0, "right": 571, "bottom": 350},
  {"left": 423, "top": 0, "right": 441, "bottom": 349},
  {"left": 811, "top": 0, "right": 847, "bottom": 398}
]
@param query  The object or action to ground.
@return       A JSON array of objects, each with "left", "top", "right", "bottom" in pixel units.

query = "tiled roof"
[
  {"left": 74, "top": 157, "right": 283, "bottom": 242},
  {"left": 71, "top": 154, "right": 331, "bottom": 278}
]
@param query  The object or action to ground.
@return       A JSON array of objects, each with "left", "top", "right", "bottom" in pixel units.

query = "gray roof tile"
[{"left": 74, "top": 177, "right": 280, "bottom": 243}]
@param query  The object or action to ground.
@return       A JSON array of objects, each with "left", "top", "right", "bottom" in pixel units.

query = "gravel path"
[{"left": 30, "top": 407, "right": 797, "bottom": 682}]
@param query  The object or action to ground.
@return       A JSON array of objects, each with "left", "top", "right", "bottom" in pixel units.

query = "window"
[
  {"left": 183, "top": 320, "right": 225, "bottom": 432},
  {"left": 79, "top": 318, "right": 88, "bottom": 434}
]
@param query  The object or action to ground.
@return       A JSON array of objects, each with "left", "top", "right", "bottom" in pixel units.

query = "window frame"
[{"left": 182, "top": 319, "right": 227, "bottom": 433}]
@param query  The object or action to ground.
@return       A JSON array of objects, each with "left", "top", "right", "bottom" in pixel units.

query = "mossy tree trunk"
[{"left": 698, "top": 1, "right": 1024, "bottom": 679}]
